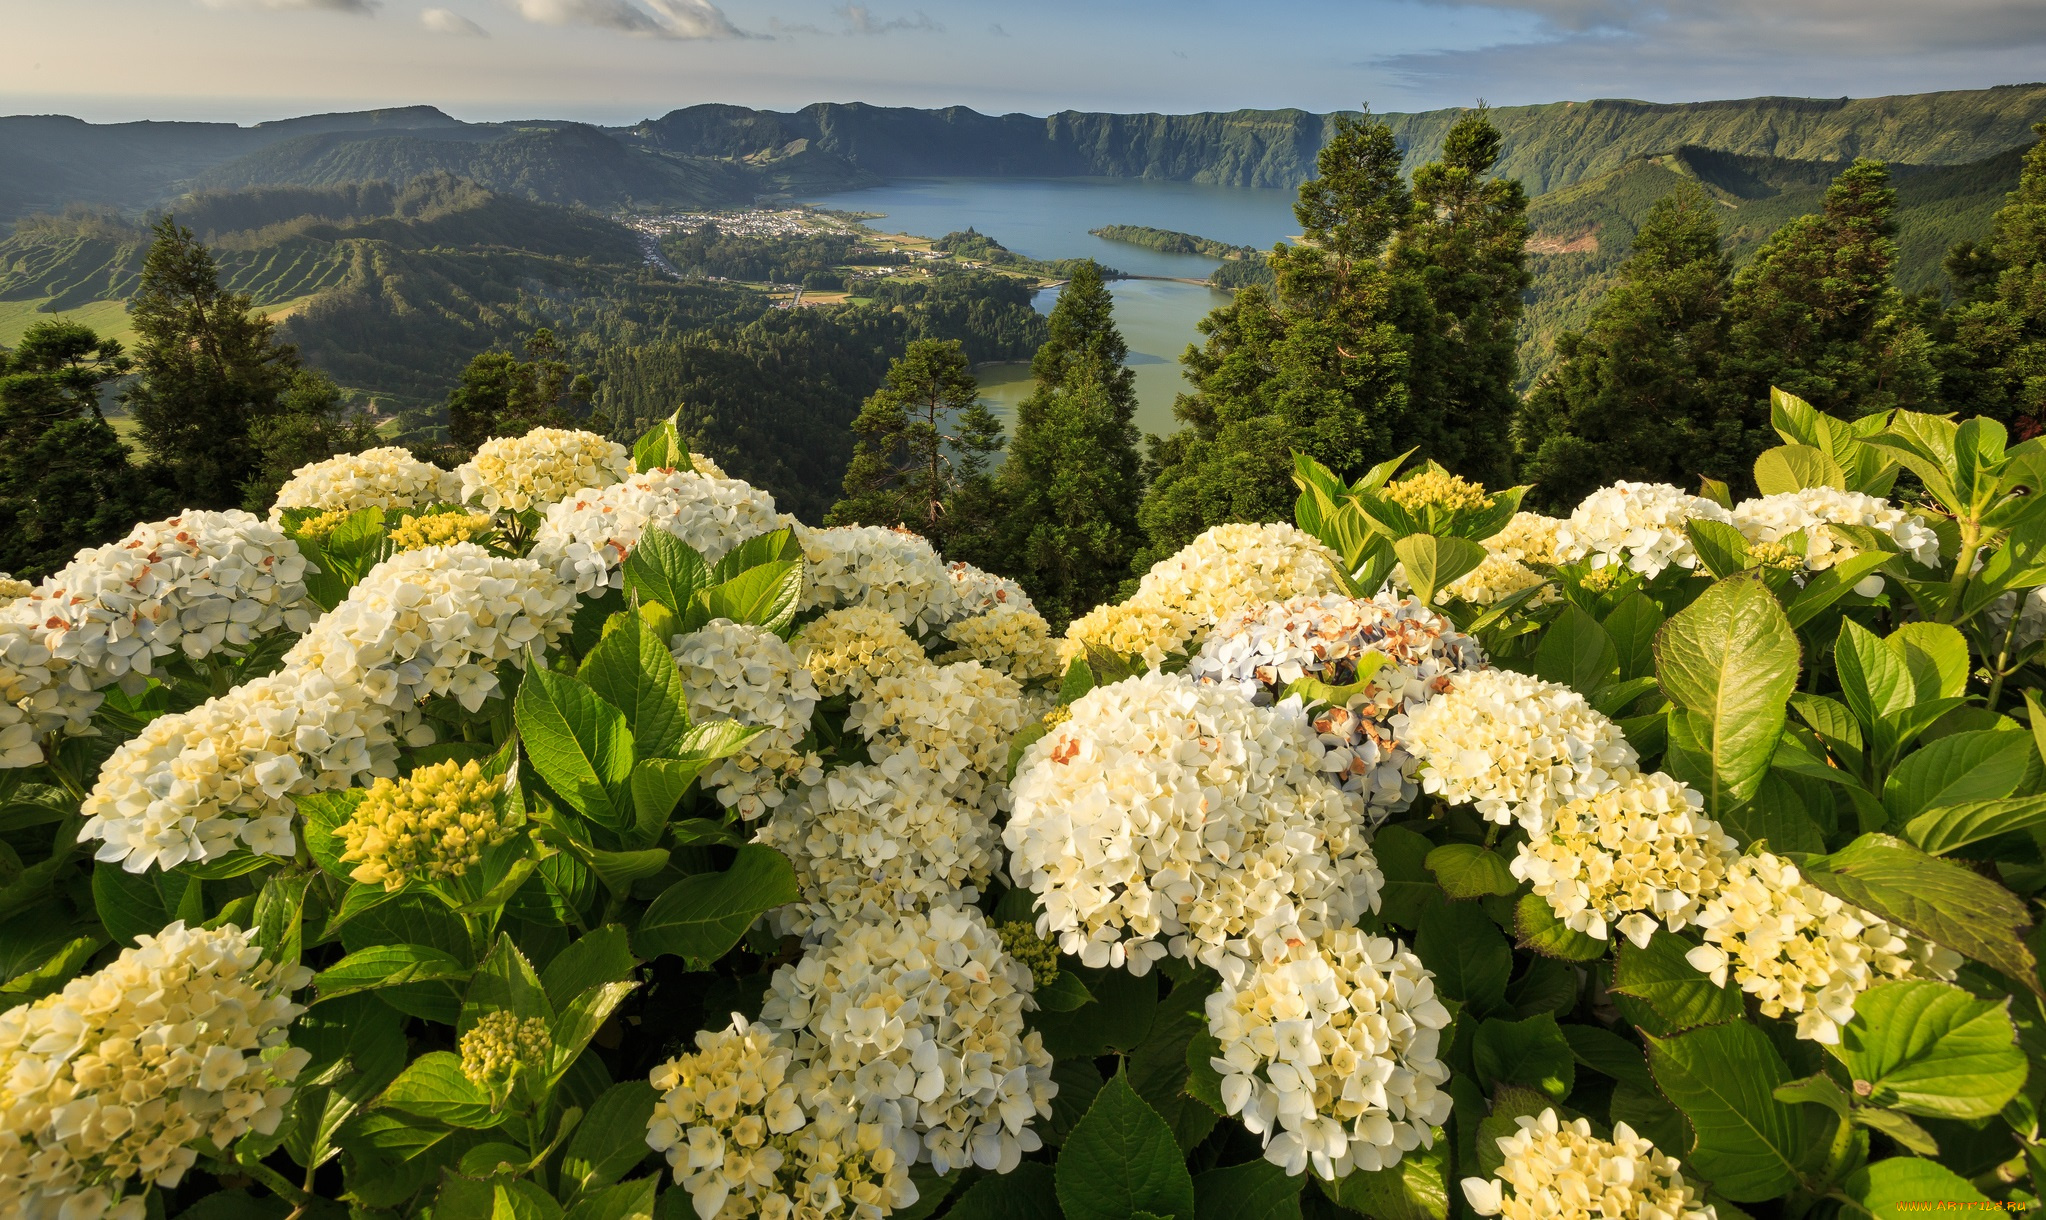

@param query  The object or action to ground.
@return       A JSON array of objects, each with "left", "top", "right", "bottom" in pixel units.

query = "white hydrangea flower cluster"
[
  {"left": 529, "top": 468, "right": 785, "bottom": 594},
  {"left": 758, "top": 753, "right": 999, "bottom": 931},
  {"left": 1556, "top": 483, "right": 1734, "bottom": 577},
  {"left": 937, "top": 605, "right": 1064, "bottom": 683},
  {"left": 269, "top": 446, "right": 459, "bottom": 516},
  {"left": 0, "top": 603, "right": 102, "bottom": 768},
  {"left": 646, "top": 1015, "right": 917, "bottom": 1220},
  {"left": 1686, "top": 852, "right": 1960, "bottom": 1043},
  {"left": 1461, "top": 1109, "right": 1716, "bottom": 1220},
  {"left": 37, "top": 511, "right": 317, "bottom": 688},
  {"left": 1732, "top": 487, "right": 1942, "bottom": 571},
  {"left": 0, "top": 922, "right": 312, "bottom": 1220},
  {"left": 1404, "top": 668, "right": 1638, "bottom": 831},
  {"left": 1486, "top": 511, "right": 1565, "bottom": 566},
  {"left": 688, "top": 451, "right": 729, "bottom": 478},
  {"left": 761, "top": 905, "right": 1057, "bottom": 1177},
  {"left": 1207, "top": 928, "right": 1454, "bottom": 1181},
  {"left": 790, "top": 607, "right": 927, "bottom": 699},
  {"left": 1190, "top": 594, "right": 1485, "bottom": 819},
  {"left": 1067, "top": 523, "right": 1345, "bottom": 667},
  {"left": 1005, "top": 671, "right": 1382, "bottom": 975},
  {"left": 80, "top": 668, "right": 402, "bottom": 870},
  {"left": 284, "top": 543, "right": 577, "bottom": 713},
  {"left": 846, "top": 660, "right": 1023, "bottom": 799},
  {"left": 456, "top": 427, "right": 631, "bottom": 512},
  {"left": 0, "top": 574, "right": 32, "bottom": 602},
  {"left": 798, "top": 525, "right": 958, "bottom": 634},
  {"left": 673, "top": 620, "right": 822, "bottom": 820},
  {"left": 1511, "top": 772, "right": 1738, "bottom": 947},
  {"left": 1438, "top": 555, "right": 1553, "bottom": 606},
  {"left": 946, "top": 561, "right": 1035, "bottom": 618}
]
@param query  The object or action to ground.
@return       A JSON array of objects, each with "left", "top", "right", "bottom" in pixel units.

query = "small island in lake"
[{"left": 1089, "top": 223, "right": 1260, "bottom": 260}]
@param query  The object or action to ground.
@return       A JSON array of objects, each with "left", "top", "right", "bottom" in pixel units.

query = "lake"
[{"left": 802, "top": 177, "right": 1300, "bottom": 438}]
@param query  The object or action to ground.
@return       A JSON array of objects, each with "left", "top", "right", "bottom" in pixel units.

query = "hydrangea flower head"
[
  {"left": 1731, "top": 487, "right": 1942, "bottom": 571},
  {"left": 1005, "top": 671, "right": 1382, "bottom": 974},
  {"left": 938, "top": 605, "right": 1064, "bottom": 683},
  {"left": 1404, "top": 668, "right": 1638, "bottom": 831},
  {"left": 946, "top": 560, "right": 1036, "bottom": 618},
  {"left": 0, "top": 922, "right": 311, "bottom": 1220},
  {"left": 388, "top": 509, "right": 494, "bottom": 553},
  {"left": 457, "top": 427, "right": 631, "bottom": 512},
  {"left": 1511, "top": 771, "right": 1737, "bottom": 947},
  {"left": 797, "top": 525, "right": 958, "bottom": 633},
  {"left": 1208, "top": 928, "right": 1454, "bottom": 1180},
  {"left": 271, "top": 446, "right": 459, "bottom": 516},
  {"left": 1461, "top": 1109, "right": 1715, "bottom": 1220},
  {"left": 530, "top": 468, "right": 784, "bottom": 594},
  {"left": 459, "top": 1012, "right": 553, "bottom": 1092},
  {"left": 1485, "top": 511, "right": 1565, "bottom": 566},
  {"left": 1380, "top": 468, "right": 1495, "bottom": 514},
  {"left": 338, "top": 757, "right": 517, "bottom": 890},
  {"left": 1686, "top": 851, "right": 1960, "bottom": 1043},
  {"left": 673, "top": 620, "right": 822, "bottom": 819},
  {"left": 1556, "top": 482, "right": 1733, "bottom": 577},
  {"left": 792, "top": 606, "right": 926, "bottom": 698}
]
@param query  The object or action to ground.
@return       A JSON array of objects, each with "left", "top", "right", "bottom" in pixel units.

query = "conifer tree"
[
  {"left": 827, "top": 339, "right": 1003, "bottom": 556},
  {"left": 991, "top": 261, "right": 1146, "bottom": 626},
  {"left": 1515, "top": 184, "right": 1733, "bottom": 509},
  {"left": 445, "top": 328, "right": 595, "bottom": 449},
  {"left": 241, "top": 369, "right": 380, "bottom": 512},
  {"left": 1716, "top": 159, "right": 1937, "bottom": 437},
  {"left": 1392, "top": 108, "right": 1530, "bottom": 487},
  {"left": 125, "top": 216, "right": 300, "bottom": 507},
  {"left": 1938, "top": 123, "right": 2046, "bottom": 431}
]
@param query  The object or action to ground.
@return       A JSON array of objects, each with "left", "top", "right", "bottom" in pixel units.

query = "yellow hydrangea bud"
[
  {"left": 294, "top": 507, "right": 354, "bottom": 543},
  {"left": 1746, "top": 540, "right": 1805, "bottom": 572},
  {"left": 997, "top": 920, "right": 1062, "bottom": 987},
  {"left": 389, "top": 510, "right": 494, "bottom": 553},
  {"left": 1381, "top": 468, "right": 1494, "bottom": 514},
  {"left": 460, "top": 1011, "right": 553, "bottom": 1090},
  {"left": 336, "top": 758, "right": 514, "bottom": 890}
]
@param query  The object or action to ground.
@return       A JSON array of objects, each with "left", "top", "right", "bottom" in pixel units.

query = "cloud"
[
  {"left": 198, "top": 0, "right": 379, "bottom": 11},
  {"left": 506, "top": 0, "right": 747, "bottom": 38},
  {"left": 1402, "top": 0, "right": 2046, "bottom": 53},
  {"left": 422, "top": 7, "right": 489, "bottom": 34},
  {"left": 836, "top": 4, "right": 942, "bottom": 34}
]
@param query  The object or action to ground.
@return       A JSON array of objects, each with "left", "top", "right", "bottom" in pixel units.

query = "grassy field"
[{"left": 0, "top": 297, "right": 135, "bottom": 348}]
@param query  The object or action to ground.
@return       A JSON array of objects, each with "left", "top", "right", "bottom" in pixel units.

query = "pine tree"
[
  {"left": 1135, "top": 110, "right": 1422, "bottom": 563},
  {"left": 445, "top": 328, "right": 594, "bottom": 449},
  {"left": 1391, "top": 108, "right": 1531, "bottom": 487},
  {"left": 827, "top": 339, "right": 1003, "bottom": 556},
  {"left": 1515, "top": 184, "right": 1734, "bottom": 509},
  {"left": 1717, "top": 159, "right": 1937, "bottom": 435},
  {"left": 1937, "top": 123, "right": 2046, "bottom": 432},
  {"left": 124, "top": 216, "right": 300, "bottom": 507},
  {"left": 0, "top": 321, "right": 163, "bottom": 576},
  {"left": 991, "top": 261, "right": 1146, "bottom": 626}
]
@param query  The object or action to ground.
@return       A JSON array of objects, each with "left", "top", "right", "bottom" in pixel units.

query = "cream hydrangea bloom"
[
  {"left": 1131, "top": 522, "right": 1344, "bottom": 646},
  {"left": 270, "top": 446, "right": 459, "bottom": 516},
  {"left": 529, "top": 468, "right": 784, "bottom": 594},
  {"left": 762, "top": 905, "right": 1057, "bottom": 1176},
  {"left": 1438, "top": 555, "right": 1553, "bottom": 606},
  {"left": 946, "top": 560, "right": 1036, "bottom": 618},
  {"left": 81, "top": 668, "right": 401, "bottom": 871},
  {"left": 1731, "top": 487, "right": 1942, "bottom": 571},
  {"left": 847, "top": 659, "right": 1023, "bottom": 797},
  {"left": 39, "top": 510, "right": 317, "bottom": 687},
  {"left": 1486, "top": 511, "right": 1565, "bottom": 566},
  {"left": 646, "top": 1015, "right": 917, "bottom": 1220},
  {"left": 1207, "top": 928, "right": 1454, "bottom": 1181},
  {"left": 1005, "top": 671, "right": 1382, "bottom": 975},
  {"left": 938, "top": 605, "right": 1064, "bottom": 683},
  {"left": 1511, "top": 772, "right": 1737, "bottom": 947},
  {"left": 758, "top": 751, "right": 999, "bottom": 932},
  {"left": 0, "top": 600, "right": 103, "bottom": 768},
  {"left": 456, "top": 427, "right": 631, "bottom": 512},
  {"left": 688, "top": 451, "right": 729, "bottom": 478},
  {"left": 672, "top": 619, "right": 822, "bottom": 820},
  {"left": 797, "top": 525, "right": 958, "bottom": 634},
  {"left": 1058, "top": 597, "right": 1203, "bottom": 671},
  {"left": 1556, "top": 482, "right": 1734, "bottom": 577},
  {"left": 285, "top": 543, "right": 576, "bottom": 713},
  {"left": 791, "top": 607, "right": 926, "bottom": 698},
  {"left": 1686, "top": 851, "right": 1960, "bottom": 1043},
  {"left": 1190, "top": 593, "right": 1485, "bottom": 819},
  {"left": 1461, "top": 1109, "right": 1715, "bottom": 1220},
  {"left": 0, "top": 922, "right": 312, "bottom": 1220},
  {"left": 0, "top": 574, "right": 35, "bottom": 601},
  {"left": 1404, "top": 668, "right": 1638, "bottom": 832}
]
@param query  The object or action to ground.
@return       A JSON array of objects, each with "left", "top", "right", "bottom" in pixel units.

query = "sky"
[{"left": 2, "top": 0, "right": 2044, "bottom": 125}]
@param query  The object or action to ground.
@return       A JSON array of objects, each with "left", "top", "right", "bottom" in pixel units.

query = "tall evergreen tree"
[
  {"left": 445, "top": 328, "right": 595, "bottom": 450},
  {"left": 124, "top": 216, "right": 300, "bottom": 507},
  {"left": 1717, "top": 159, "right": 1937, "bottom": 435},
  {"left": 1136, "top": 110, "right": 1422, "bottom": 563},
  {"left": 0, "top": 321, "right": 162, "bottom": 576},
  {"left": 1391, "top": 108, "right": 1531, "bottom": 486},
  {"left": 241, "top": 369, "right": 380, "bottom": 512},
  {"left": 990, "top": 261, "right": 1146, "bottom": 626},
  {"left": 1937, "top": 123, "right": 2046, "bottom": 431},
  {"left": 1515, "top": 184, "right": 1734, "bottom": 509},
  {"left": 827, "top": 339, "right": 1003, "bottom": 556}
]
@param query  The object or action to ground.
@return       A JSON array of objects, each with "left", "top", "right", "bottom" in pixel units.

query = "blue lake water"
[{"left": 802, "top": 177, "right": 1300, "bottom": 438}]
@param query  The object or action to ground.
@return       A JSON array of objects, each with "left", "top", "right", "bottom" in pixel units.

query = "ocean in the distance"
[{"left": 801, "top": 177, "right": 1299, "bottom": 438}]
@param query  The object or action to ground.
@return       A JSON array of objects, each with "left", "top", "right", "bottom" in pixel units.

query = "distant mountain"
[{"left": 6, "top": 85, "right": 2043, "bottom": 226}]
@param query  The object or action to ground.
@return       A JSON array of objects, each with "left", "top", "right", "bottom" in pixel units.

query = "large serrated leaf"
[
  {"left": 633, "top": 845, "right": 799, "bottom": 968},
  {"left": 1654, "top": 573, "right": 1800, "bottom": 813},
  {"left": 1829, "top": 980, "right": 2026, "bottom": 1120},
  {"left": 515, "top": 666, "right": 633, "bottom": 829},
  {"left": 1646, "top": 1021, "right": 1811, "bottom": 1201},
  {"left": 577, "top": 617, "right": 690, "bottom": 761},
  {"left": 1055, "top": 1072, "right": 1196, "bottom": 1220}
]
